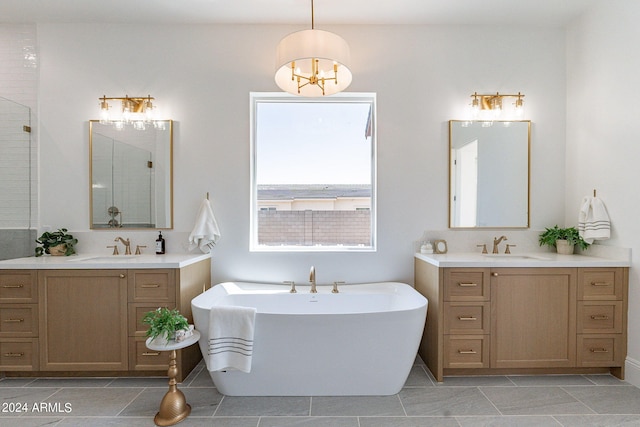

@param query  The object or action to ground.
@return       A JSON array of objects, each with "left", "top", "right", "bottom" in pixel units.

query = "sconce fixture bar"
[
  {"left": 470, "top": 92, "right": 524, "bottom": 110},
  {"left": 98, "top": 94, "right": 159, "bottom": 129}
]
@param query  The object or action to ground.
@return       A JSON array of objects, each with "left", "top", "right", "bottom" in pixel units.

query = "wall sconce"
[
  {"left": 98, "top": 95, "right": 162, "bottom": 129},
  {"left": 275, "top": 0, "right": 352, "bottom": 97},
  {"left": 469, "top": 92, "right": 525, "bottom": 119}
]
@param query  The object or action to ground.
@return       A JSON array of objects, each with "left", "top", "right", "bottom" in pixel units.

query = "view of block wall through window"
[{"left": 251, "top": 94, "right": 376, "bottom": 250}]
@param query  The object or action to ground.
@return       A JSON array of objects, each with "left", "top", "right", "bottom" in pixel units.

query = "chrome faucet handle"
[
  {"left": 332, "top": 281, "right": 345, "bottom": 293},
  {"left": 505, "top": 244, "right": 516, "bottom": 254},
  {"left": 135, "top": 245, "right": 146, "bottom": 255},
  {"left": 284, "top": 281, "right": 296, "bottom": 293},
  {"left": 107, "top": 245, "right": 119, "bottom": 255},
  {"left": 476, "top": 244, "right": 488, "bottom": 254}
]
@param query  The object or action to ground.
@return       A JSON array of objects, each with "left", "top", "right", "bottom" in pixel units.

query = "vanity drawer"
[
  {"left": 577, "top": 334, "right": 624, "bottom": 367},
  {"left": 443, "top": 269, "right": 490, "bottom": 301},
  {"left": 578, "top": 268, "right": 623, "bottom": 301},
  {"left": 0, "top": 305, "right": 38, "bottom": 336},
  {"left": 577, "top": 301, "right": 623, "bottom": 334},
  {"left": 0, "top": 339, "right": 38, "bottom": 370},
  {"left": 128, "top": 270, "right": 176, "bottom": 302},
  {"left": 128, "top": 303, "right": 177, "bottom": 336},
  {"left": 444, "top": 302, "right": 490, "bottom": 335},
  {"left": 129, "top": 337, "right": 170, "bottom": 370},
  {"left": 444, "top": 335, "right": 489, "bottom": 368},
  {"left": 0, "top": 271, "right": 37, "bottom": 303}
]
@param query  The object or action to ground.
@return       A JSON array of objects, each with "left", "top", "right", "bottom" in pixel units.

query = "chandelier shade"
[{"left": 274, "top": 2, "right": 352, "bottom": 97}]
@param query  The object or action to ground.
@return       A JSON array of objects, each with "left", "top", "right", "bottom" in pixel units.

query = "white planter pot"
[{"left": 556, "top": 239, "right": 575, "bottom": 255}]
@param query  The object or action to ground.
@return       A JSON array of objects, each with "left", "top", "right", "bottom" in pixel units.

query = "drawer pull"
[
  {"left": 3, "top": 352, "right": 24, "bottom": 357},
  {"left": 590, "top": 348, "right": 609, "bottom": 353},
  {"left": 3, "top": 318, "right": 24, "bottom": 323},
  {"left": 458, "top": 316, "right": 477, "bottom": 321},
  {"left": 141, "top": 284, "right": 161, "bottom": 288},
  {"left": 591, "top": 282, "right": 610, "bottom": 287},
  {"left": 2, "top": 284, "right": 24, "bottom": 288},
  {"left": 590, "top": 315, "right": 610, "bottom": 320},
  {"left": 458, "top": 349, "right": 477, "bottom": 354},
  {"left": 142, "top": 351, "right": 161, "bottom": 356},
  {"left": 458, "top": 282, "right": 478, "bottom": 287}
]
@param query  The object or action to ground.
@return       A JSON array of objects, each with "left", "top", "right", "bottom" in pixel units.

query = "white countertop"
[
  {"left": 0, "top": 253, "right": 211, "bottom": 269},
  {"left": 415, "top": 251, "right": 631, "bottom": 268}
]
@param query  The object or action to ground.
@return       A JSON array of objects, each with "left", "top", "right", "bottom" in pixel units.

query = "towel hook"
[
  {"left": 206, "top": 192, "right": 210, "bottom": 200},
  {"left": 593, "top": 189, "right": 597, "bottom": 197}
]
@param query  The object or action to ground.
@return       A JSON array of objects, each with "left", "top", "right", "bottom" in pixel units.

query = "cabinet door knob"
[
  {"left": 119, "top": 274, "right": 126, "bottom": 278},
  {"left": 492, "top": 272, "right": 499, "bottom": 277}
]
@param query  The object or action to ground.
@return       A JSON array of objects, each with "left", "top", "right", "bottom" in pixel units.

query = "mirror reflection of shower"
[
  {"left": 92, "top": 132, "right": 153, "bottom": 228},
  {"left": 90, "top": 120, "right": 173, "bottom": 229}
]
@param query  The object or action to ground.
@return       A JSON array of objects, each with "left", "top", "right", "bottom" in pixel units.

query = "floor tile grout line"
[
  {"left": 477, "top": 386, "right": 505, "bottom": 416},
  {"left": 559, "top": 385, "right": 600, "bottom": 415},
  {"left": 551, "top": 415, "right": 568, "bottom": 426},
  {"left": 114, "top": 387, "right": 147, "bottom": 417},
  {"left": 396, "top": 392, "right": 408, "bottom": 417},
  {"left": 211, "top": 393, "right": 225, "bottom": 417}
]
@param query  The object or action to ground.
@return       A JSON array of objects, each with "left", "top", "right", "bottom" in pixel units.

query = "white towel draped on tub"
[
  {"left": 188, "top": 197, "right": 221, "bottom": 253},
  {"left": 578, "top": 196, "right": 611, "bottom": 244},
  {"left": 208, "top": 305, "right": 257, "bottom": 373}
]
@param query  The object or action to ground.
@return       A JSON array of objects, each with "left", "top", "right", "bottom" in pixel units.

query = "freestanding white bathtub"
[{"left": 191, "top": 281, "right": 428, "bottom": 396}]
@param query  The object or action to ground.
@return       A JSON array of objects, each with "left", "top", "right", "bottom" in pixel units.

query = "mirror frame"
[
  {"left": 89, "top": 120, "right": 174, "bottom": 230},
  {"left": 448, "top": 120, "right": 531, "bottom": 229}
]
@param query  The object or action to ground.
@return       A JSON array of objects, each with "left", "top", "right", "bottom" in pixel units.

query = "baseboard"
[{"left": 625, "top": 356, "right": 640, "bottom": 388}]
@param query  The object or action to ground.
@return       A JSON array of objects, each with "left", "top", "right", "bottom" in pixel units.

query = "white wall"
[
  {"left": 566, "top": 0, "right": 640, "bottom": 387},
  {"left": 35, "top": 23, "right": 566, "bottom": 286}
]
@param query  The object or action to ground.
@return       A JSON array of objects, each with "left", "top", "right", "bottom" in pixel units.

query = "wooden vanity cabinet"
[
  {"left": 38, "top": 269, "right": 129, "bottom": 371},
  {"left": 0, "top": 270, "right": 39, "bottom": 371},
  {"left": 491, "top": 268, "right": 576, "bottom": 369},
  {"left": 415, "top": 258, "right": 629, "bottom": 382},
  {"left": 576, "top": 267, "right": 627, "bottom": 377},
  {"left": 1, "top": 258, "right": 210, "bottom": 382}
]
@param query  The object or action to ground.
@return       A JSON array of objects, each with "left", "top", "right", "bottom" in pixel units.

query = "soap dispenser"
[{"left": 155, "top": 231, "right": 166, "bottom": 255}]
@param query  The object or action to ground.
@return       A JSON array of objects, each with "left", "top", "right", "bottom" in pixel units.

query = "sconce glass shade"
[{"left": 275, "top": 29, "right": 352, "bottom": 97}]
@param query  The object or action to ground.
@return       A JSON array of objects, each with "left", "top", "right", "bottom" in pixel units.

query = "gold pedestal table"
[{"left": 145, "top": 330, "right": 201, "bottom": 426}]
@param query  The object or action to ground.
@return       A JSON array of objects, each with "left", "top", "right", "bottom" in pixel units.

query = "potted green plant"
[
  {"left": 142, "top": 307, "right": 190, "bottom": 345},
  {"left": 35, "top": 228, "right": 78, "bottom": 257},
  {"left": 538, "top": 225, "right": 589, "bottom": 254}
]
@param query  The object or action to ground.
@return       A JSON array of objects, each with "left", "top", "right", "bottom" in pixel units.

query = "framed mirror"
[
  {"left": 449, "top": 120, "right": 530, "bottom": 228},
  {"left": 89, "top": 120, "right": 173, "bottom": 229}
]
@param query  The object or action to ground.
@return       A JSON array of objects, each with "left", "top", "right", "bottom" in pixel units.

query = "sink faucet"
[
  {"left": 492, "top": 235, "right": 508, "bottom": 254},
  {"left": 309, "top": 266, "right": 317, "bottom": 293},
  {"left": 115, "top": 237, "right": 131, "bottom": 255}
]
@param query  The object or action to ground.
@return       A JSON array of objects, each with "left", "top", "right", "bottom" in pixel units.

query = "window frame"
[{"left": 249, "top": 92, "right": 377, "bottom": 252}]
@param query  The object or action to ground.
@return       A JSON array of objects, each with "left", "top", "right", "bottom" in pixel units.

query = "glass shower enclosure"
[{"left": 0, "top": 96, "right": 34, "bottom": 260}]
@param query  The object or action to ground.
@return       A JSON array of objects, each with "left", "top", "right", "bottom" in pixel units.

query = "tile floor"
[{"left": 2, "top": 357, "right": 640, "bottom": 426}]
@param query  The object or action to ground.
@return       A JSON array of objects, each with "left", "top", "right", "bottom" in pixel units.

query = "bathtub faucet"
[{"left": 309, "top": 266, "right": 317, "bottom": 293}]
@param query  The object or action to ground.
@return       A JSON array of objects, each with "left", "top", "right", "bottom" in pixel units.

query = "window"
[{"left": 250, "top": 92, "right": 376, "bottom": 251}]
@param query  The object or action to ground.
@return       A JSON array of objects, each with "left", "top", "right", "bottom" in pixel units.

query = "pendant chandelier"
[{"left": 275, "top": 0, "right": 352, "bottom": 97}]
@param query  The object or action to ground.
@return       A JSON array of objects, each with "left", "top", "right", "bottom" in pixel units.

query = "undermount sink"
[
  {"left": 482, "top": 254, "right": 549, "bottom": 260},
  {"left": 67, "top": 255, "right": 138, "bottom": 262}
]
